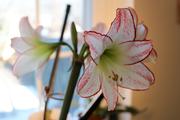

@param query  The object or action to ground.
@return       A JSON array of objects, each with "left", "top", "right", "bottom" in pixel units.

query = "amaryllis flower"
[
  {"left": 11, "top": 17, "right": 59, "bottom": 76},
  {"left": 77, "top": 8, "right": 155, "bottom": 111}
]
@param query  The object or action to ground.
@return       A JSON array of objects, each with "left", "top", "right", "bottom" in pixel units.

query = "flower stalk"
[
  {"left": 43, "top": 5, "right": 71, "bottom": 120},
  {"left": 59, "top": 21, "right": 88, "bottom": 120},
  {"left": 59, "top": 59, "right": 83, "bottom": 120}
]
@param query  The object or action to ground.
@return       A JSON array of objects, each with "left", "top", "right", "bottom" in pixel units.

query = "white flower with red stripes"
[{"left": 77, "top": 8, "right": 157, "bottom": 111}]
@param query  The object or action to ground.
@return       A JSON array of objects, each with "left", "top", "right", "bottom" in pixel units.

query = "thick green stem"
[{"left": 59, "top": 60, "right": 83, "bottom": 120}]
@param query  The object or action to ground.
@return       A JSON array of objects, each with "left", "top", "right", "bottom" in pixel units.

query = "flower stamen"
[
  {"left": 118, "top": 91, "right": 126, "bottom": 100},
  {"left": 112, "top": 71, "right": 119, "bottom": 81}
]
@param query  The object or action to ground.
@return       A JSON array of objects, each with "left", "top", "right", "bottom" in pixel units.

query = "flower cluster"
[
  {"left": 77, "top": 8, "right": 157, "bottom": 110},
  {"left": 11, "top": 7, "right": 157, "bottom": 113}
]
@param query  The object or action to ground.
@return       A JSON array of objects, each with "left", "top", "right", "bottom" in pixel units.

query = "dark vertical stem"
[
  {"left": 79, "top": 94, "right": 103, "bottom": 120},
  {"left": 43, "top": 5, "right": 71, "bottom": 120},
  {"left": 59, "top": 61, "right": 83, "bottom": 120},
  {"left": 48, "top": 4, "right": 71, "bottom": 95},
  {"left": 109, "top": 112, "right": 118, "bottom": 120}
]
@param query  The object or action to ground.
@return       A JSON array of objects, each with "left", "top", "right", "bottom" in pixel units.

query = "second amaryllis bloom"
[
  {"left": 77, "top": 8, "right": 156, "bottom": 111},
  {"left": 11, "top": 17, "right": 59, "bottom": 76}
]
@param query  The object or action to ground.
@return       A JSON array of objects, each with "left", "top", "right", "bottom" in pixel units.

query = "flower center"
[{"left": 97, "top": 43, "right": 122, "bottom": 74}]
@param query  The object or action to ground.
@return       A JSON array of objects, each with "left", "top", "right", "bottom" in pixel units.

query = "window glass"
[{"left": 0, "top": 0, "right": 86, "bottom": 120}]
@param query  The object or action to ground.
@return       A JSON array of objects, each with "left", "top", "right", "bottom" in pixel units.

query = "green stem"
[
  {"left": 58, "top": 41, "right": 74, "bottom": 53},
  {"left": 59, "top": 60, "right": 83, "bottom": 120}
]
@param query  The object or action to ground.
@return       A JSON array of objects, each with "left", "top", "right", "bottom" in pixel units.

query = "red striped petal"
[
  {"left": 102, "top": 76, "right": 118, "bottom": 111},
  {"left": 84, "top": 31, "right": 112, "bottom": 59},
  {"left": 120, "top": 40, "right": 153, "bottom": 65},
  {"left": 128, "top": 7, "right": 138, "bottom": 26},
  {"left": 107, "top": 8, "right": 136, "bottom": 43},
  {"left": 77, "top": 62, "right": 101, "bottom": 98},
  {"left": 117, "top": 62, "right": 155, "bottom": 90}
]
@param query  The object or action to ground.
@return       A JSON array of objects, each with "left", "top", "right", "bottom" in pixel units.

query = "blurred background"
[{"left": 0, "top": 0, "right": 179, "bottom": 120}]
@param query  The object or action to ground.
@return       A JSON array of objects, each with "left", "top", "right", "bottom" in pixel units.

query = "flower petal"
[
  {"left": 92, "top": 22, "right": 107, "bottom": 34},
  {"left": 120, "top": 40, "right": 153, "bottom": 65},
  {"left": 35, "top": 26, "right": 43, "bottom": 34},
  {"left": 117, "top": 62, "right": 155, "bottom": 90},
  {"left": 84, "top": 31, "right": 111, "bottom": 59},
  {"left": 128, "top": 7, "right": 138, "bottom": 26},
  {"left": 102, "top": 76, "right": 118, "bottom": 111},
  {"left": 136, "top": 24, "right": 148, "bottom": 40},
  {"left": 11, "top": 37, "right": 31, "bottom": 53},
  {"left": 19, "top": 17, "right": 39, "bottom": 45},
  {"left": 13, "top": 49, "right": 50, "bottom": 76},
  {"left": 107, "top": 8, "right": 135, "bottom": 43},
  {"left": 134, "top": 24, "right": 157, "bottom": 63},
  {"left": 77, "top": 23, "right": 107, "bottom": 51},
  {"left": 77, "top": 62, "right": 101, "bottom": 97},
  {"left": 19, "top": 17, "right": 36, "bottom": 38},
  {"left": 143, "top": 48, "right": 158, "bottom": 63}
]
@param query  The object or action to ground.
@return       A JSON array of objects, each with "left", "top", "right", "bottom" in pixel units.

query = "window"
[{"left": 0, "top": 0, "right": 92, "bottom": 119}]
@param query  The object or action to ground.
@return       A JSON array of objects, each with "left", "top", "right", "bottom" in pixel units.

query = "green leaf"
[{"left": 71, "top": 22, "right": 78, "bottom": 54}]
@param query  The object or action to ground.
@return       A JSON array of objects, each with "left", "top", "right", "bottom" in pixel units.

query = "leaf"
[{"left": 71, "top": 22, "right": 78, "bottom": 53}]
